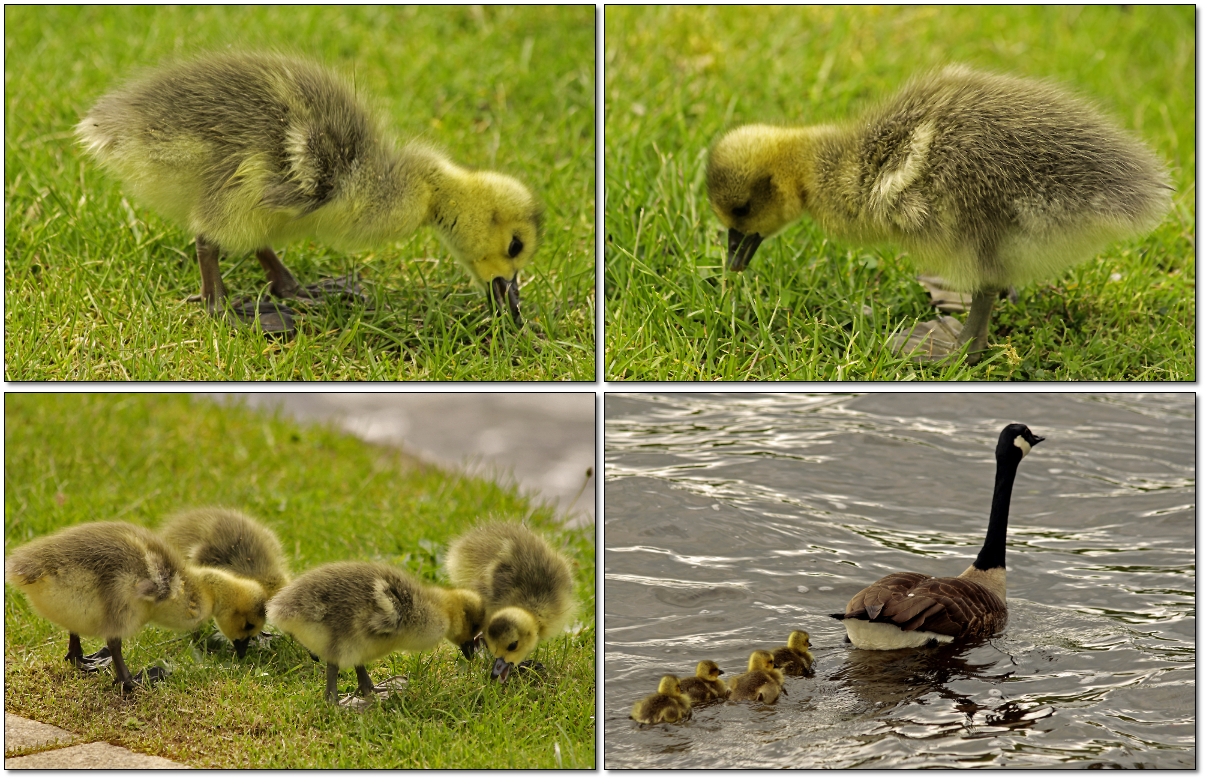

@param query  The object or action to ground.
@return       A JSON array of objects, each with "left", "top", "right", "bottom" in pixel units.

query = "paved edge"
[{"left": 5, "top": 741, "right": 190, "bottom": 769}]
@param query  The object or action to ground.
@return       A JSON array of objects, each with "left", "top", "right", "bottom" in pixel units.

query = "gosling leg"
[
  {"left": 255, "top": 247, "right": 365, "bottom": 303},
  {"left": 196, "top": 235, "right": 226, "bottom": 315},
  {"left": 107, "top": 637, "right": 136, "bottom": 693},
  {"left": 956, "top": 290, "right": 996, "bottom": 360},
  {"left": 325, "top": 662, "right": 340, "bottom": 703},
  {"left": 64, "top": 633, "right": 85, "bottom": 667},
  {"left": 354, "top": 665, "right": 375, "bottom": 698}
]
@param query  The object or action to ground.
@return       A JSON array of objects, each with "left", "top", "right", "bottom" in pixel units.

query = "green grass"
[
  {"left": 4, "top": 395, "right": 595, "bottom": 768},
  {"left": 4, "top": 6, "right": 594, "bottom": 380},
  {"left": 604, "top": 6, "right": 1194, "bottom": 380}
]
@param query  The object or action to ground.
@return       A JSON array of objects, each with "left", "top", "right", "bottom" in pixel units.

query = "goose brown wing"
[{"left": 842, "top": 573, "right": 1007, "bottom": 638}]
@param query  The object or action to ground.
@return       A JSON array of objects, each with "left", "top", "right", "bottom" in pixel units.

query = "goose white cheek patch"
[{"left": 1014, "top": 435, "right": 1032, "bottom": 456}]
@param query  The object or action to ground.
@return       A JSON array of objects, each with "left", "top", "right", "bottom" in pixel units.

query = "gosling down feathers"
[
  {"left": 707, "top": 65, "right": 1172, "bottom": 360},
  {"left": 161, "top": 507, "right": 291, "bottom": 656},
  {"left": 630, "top": 675, "right": 693, "bottom": 725},
  {"left": 830, "top": 423, "right": 1043, "bottom": 650},
  {"left": 5, "top": 521, "right": 268, "bottom": 691},
  {"left": 445, "top": 522, "right": 576, "bottom": 683},
  {"left": 679, "top": 659, "right": 730, "bottom": 703},
  {"left": 265, "top": 561, "right": 484, "bottom": 702},
  {"left": 770, "top": 630, "right": 814, "bottom": 676},
  {"left": 77, "top": 52, "right": 543, "bottom": 335},
  {"left": 727, "top": 650, "right": 785, "bottom": 704}
]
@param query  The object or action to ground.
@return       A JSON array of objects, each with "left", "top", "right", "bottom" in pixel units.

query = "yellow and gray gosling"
[
  {"left": 5, "top": 521, "right": 267, "bottom": 692},
  {"left": 630, "top": 675, "right": 693, "bottom": 725},
  {"left": 161, "top": 507, "right": 291, "bottom": 656},
  {"left": 445, "top": 522, "right": 576, "bottom": 683},
  {"left": 265, "top": 561, "right": 484, "bottom": 702},
  {"left": 679, "top": 659, "right": 730, "bottom": 703},
  {"left": 727, "top": 650, "right": 785, "bottom": 704},
  {"left": 707, "top": 65, "right": 1172, "bottom": 361},
  {"left": 77, "top": 52, "right": 543, "bottom": 336},
  {"left": 770, "top": 630, "right": 814, "bottom": 676}
]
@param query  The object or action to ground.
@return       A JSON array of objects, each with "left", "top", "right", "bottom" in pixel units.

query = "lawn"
[
  {"left": 604, "top": 6, "right": 1194, "bottom": 380},
  {"left": 4, "top": 6, "right": 595, "bottom": 380},
  {"left": 3, "top": 394, "right": 596, "bottom": 768}
]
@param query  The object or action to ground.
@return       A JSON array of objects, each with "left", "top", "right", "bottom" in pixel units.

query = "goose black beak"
[
  {"left": 492, "top": 656, "right": 513, "bottom": 684},
  {"left": 490, "top": 275, "right": 523, "bottom": 326},
  {"left": 727, "top": 228, "right": 763, "bottom": 271},
  {"left": 232, "top": 637, "right": 250, "bottom": 659}
]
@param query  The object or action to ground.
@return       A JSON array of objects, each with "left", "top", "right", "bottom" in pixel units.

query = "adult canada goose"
[
  {"left": 707, "top": 66, "right": 1172, "bottom": 360},
  {"left": 161, "top": 507, "right": 291, "bottom": 656},
  {"left": 77, "top": 52, "right": 543, "bottom": 336},
  {"left": 678, "top": 659, "right": 730, "bottom": 703},
  {"left": 265, "top": 561, "right": 484, "bottom": 702},
  {"left": 5, "top": 521, "right": 268, "bottom": 692},
  {"left": 831, "top": 423, "right": 1043, "bottom": 650},
  {"left": 445, "top": 522, "right": 576, "bottom": 683},
  {"left": 630, "top": 674, "right": 693, "bottom": 725},
  {"left": 770, "top": 630, "right": 814, "bottom": 676},
  {"left": 727, "top": 650, "right": 785, "bottom": 704}
]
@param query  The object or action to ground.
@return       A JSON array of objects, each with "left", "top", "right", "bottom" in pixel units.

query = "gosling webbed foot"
[
  {"left": 116, "top": 666, "right": 169, "bottom": 694},
  {"left": 226, "top": 298, "right": 297, "bottom": 339},
  {"left": 287, "top": 275, "right": 369, "bottom": 305},
  {"left": 889, "top": 316, "right": 967, "bottom": 362},
  {"left": 76, "top": 646, "right": 113, "bottom": 673}
]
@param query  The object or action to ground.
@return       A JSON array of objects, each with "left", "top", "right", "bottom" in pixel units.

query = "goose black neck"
[{"left": 971, "top": 455, "right": 1021, "bottom": 572}]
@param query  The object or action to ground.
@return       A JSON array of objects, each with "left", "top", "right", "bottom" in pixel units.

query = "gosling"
[
  {"left": 770, "top": 630, "right": 814, "bottom": 676},
  {"left": 707, "top": 65, "right": 1172, "bottom": 361},
  {"left": 630, "top": 675, "right": 693, "bottom": 725},
  {"left": 727, "top": 650, "right": 785, "bottom": 704},
  {"left": 77, "top": 52, "right": 543, "bottom": 336},
  {"left": 445, "top": 522, "right": 576, "bottom": 683},
  {"left": 678, "top": 659, "right": 730, "bottom": 703},
  {"left": 161, "top": 507, "right": 291, "bottom": 656},
  {"left": 5, "top": 521, "right": 268, "bottom": 692},
  {"left": 265, "top": 561, "right": 484, "bottom": 703}
]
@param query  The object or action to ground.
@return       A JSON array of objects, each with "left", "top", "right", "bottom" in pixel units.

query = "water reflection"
[{"left": 604, "top": 393, "right": 1193, "bottom": 769}]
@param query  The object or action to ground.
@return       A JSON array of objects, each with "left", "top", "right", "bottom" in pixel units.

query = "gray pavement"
[{"left": 205, "top": 393, "right": 597, "bottom": 526}]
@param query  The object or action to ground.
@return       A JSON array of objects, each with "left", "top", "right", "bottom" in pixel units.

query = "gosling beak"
[
  {"left": 232, "top": 637, "right": 250, "bottom": 659},
  {"left": 460, "top": 634, "right": 482, "bottom": 661},
  {"left": 492, "top": 657, "right": 513, "bottom": 684},
  {"left": 727, "top": 228, "right": 763, "bottom": 271},
  {"left": 490, "top": 275, "right": 523, "bottom": 326}
]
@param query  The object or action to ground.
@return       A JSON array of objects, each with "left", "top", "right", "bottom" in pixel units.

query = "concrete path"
[
  {"left": 205, "top": 392, "right": 597, "bottom": 526},
  {"left": 4, "top": 714, "right": 188, "bottom": 769}
]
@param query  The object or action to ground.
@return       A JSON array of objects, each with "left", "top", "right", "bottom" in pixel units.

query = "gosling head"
[
  {"left": 445, "top": 588, "right": 486, "bottom": 661},
  {"left": 707, "top": 124, "right": 809, "bottom": 271},
  {"left": 436, "top": 171, "right": 543, "bottom": 326},
  {"left": 786, "top": 629, "right": 811, "bottom": 654},
  {"left": 483, "top": 607, "right": 540, "bottom": 683},
  {"left": 204, "top": 570, "right": 268, "bottom": 658},
  {"left": 656, "top": 674, "right": 683, "bottom": 697},
  {"left": 747, "top": 649, "right": 776, "bottom": 672},
  {"left": 695, "top": 659, "right": 724, "bottom": 681}
]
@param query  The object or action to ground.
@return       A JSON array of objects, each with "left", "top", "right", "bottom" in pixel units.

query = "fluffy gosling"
[
  {"left": 265, "top": 561, "right": 484, "bottom": 702},
  {"left": 5, "top": 521, "right": 267, "bottom": 692},
  {"left": 679, "top": 659, "right": 730, "bottom": 703},
  {"left": 445, "top": 522, "right": 576, "bottom": 683},
  {"left": 708, "top": 65, "right": 1172, "bottom": 361},
  {"left": 770, "top": 629, "right": 814, "bottom": 676},
  {"left": 161, "top": 507, "right": 291, "bottom": 656},
  {"left": 77, "top": 52, "right": 543, "bottom": 335},
  {"left": 727, "top": 650, "right": 785, "bottom": 704},
  {"left": 630, "top": 674, "right": 693, "bottom": 725}
]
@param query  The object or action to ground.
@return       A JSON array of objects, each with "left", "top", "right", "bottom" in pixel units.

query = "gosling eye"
[
  {"left": 243, "top": 622, "right": 256, "bottom": 632},
  {"left": 508, "top": 237, "right": 524, "bottom": 258},
  {"left": 732, "top": 202, "right": 751, "bottom": 218},
  {"left": 507, "top": 641, "right": 519, "bottom": 652}
]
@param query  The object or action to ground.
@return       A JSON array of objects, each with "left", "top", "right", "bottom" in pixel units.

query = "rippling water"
[{"left": 603, "top": 393, "right": 1194, "bottom": 769}]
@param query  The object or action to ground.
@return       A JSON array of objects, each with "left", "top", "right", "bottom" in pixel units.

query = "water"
[{"left": 603, "top": 393, "right": 1194, "bottom": 769}]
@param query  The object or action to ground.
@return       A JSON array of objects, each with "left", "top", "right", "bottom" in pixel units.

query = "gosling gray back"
[
  {"left": 80, "top": 53, "right": 386, "bottom": 228},
  {"left": 814, "top": 66, "right": 1171, "bottom": 288}
]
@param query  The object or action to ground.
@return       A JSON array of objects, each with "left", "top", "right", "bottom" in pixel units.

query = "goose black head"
[{"left": 997, "top": 423, "right": 1044, "bottom": 461}]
